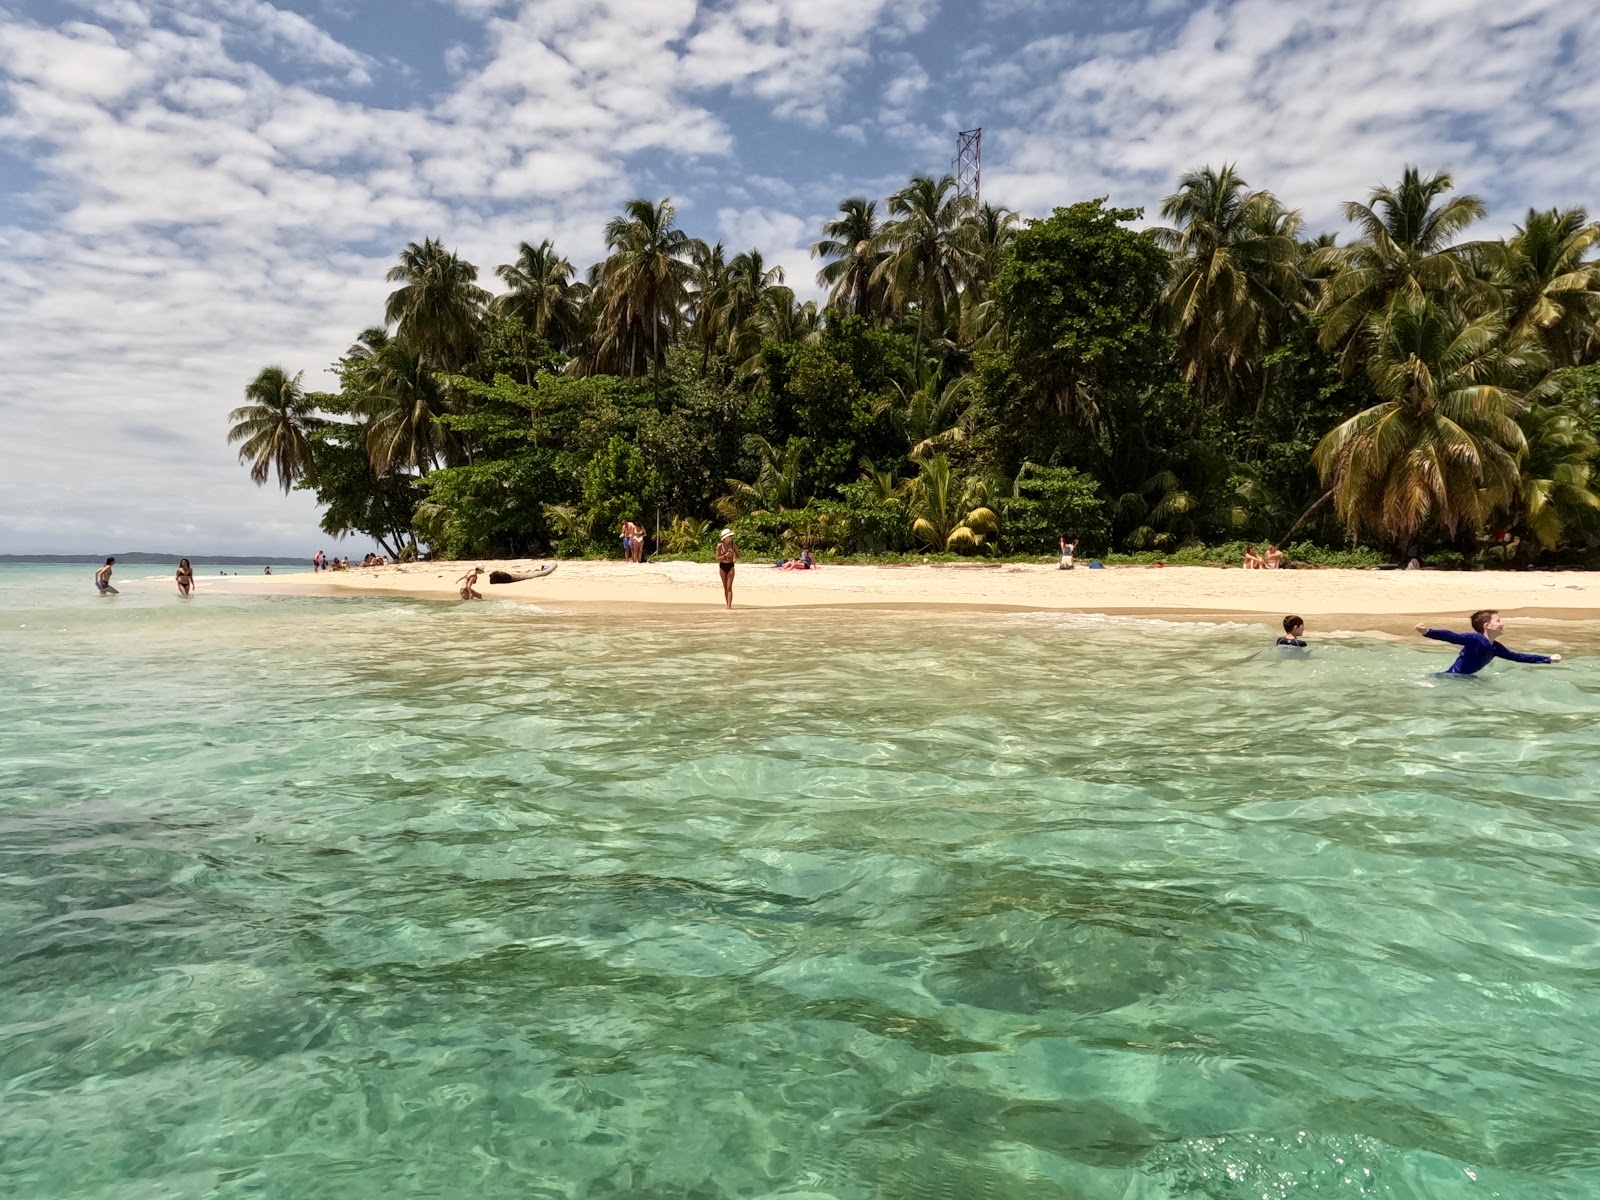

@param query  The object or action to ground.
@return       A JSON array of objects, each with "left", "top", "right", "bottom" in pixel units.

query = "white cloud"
[
  {"left": 976, "top": 0, "right": 1600, "bottom": 233},
  {"left": 0, "top": 0, "right": 923, "bottom": 552}
]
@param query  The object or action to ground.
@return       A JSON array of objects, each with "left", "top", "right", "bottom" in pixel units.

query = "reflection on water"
[{"left": 2, "top": 566, "right": 1599, "bottom": 1197}]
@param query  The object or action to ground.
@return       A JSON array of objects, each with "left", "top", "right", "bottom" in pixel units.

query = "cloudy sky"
[{"left": 3, "top": 0, "right": 1597, "bottom": 554}]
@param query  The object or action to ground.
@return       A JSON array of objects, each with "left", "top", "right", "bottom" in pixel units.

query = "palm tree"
[
  {"left": 591, "top": 198, "right": 700, "bottom": 399},
  {"left": 1312, "top": 167, "right": 1486, "bottom": 373},
  {"left": 1507, "top": 401, "right": 1600, "bottom": 557},
  {"left": 687, "top": 241, "right": 731, "bottom": 375},
  {"left": 493, "top": 239, "right": 584, "bottom": 355},
  {"left": 1311, "top": 295, "right": 1547, "bottom": 551},
  {"left": 1491, "top": 208, "right": 1600, "bottom": 366},
  {"left": 957, "top": 202, "right": 1020, "bottom": 347},
  {"left": 354, "top": 339, "right": 458, "bottom": 475},
  {"left": 722, "top": 250, "right": 785, "bottom": 370},
  {"left": 716, "top": 435, "right": 810, "bottom": 518},
  {"left": 228, "top": 366, "right": 320, "bottom": 493},
  {"left": 909, "top": 454, "right": 998, "bottom": 552},
  {"left": 878, "top": 357, "right": 975, "bottom": 459},
  {"left": 873, "top": 175, "right": 978, "bottom": 357},
  {"left": 385, "top": 238, "right": 491, "bottom": 371},
  {"left": 812, "top": 198, "right": 886, "bottom": 319},
  {"left": 1155, "top": 165, "right": 1307, "bottom": 414}
]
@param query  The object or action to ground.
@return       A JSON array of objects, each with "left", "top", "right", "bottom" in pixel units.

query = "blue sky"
[{"left": 2, "top": 0, "right": 1598, "bottom": 554}]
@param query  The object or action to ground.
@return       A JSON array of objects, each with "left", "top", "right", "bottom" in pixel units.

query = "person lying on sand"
[
  {"left": 458, "top": 567, "right": 484, "bottom": 600},
  {"left": 1414, "top": 610, "right": 1561, "bottom": 675},
  {"left": 779, "top": 548, "right": 815, "bottom": 571}
]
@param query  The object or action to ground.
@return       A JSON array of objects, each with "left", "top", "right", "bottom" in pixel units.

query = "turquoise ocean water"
[{"left": 3, "top": 562, "right": 1599, "bottom": 1198}]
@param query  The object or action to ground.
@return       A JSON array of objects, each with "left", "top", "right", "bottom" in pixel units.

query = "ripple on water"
[{"left": 3, "top": 574, "right": 1600, "bottom": 1197}]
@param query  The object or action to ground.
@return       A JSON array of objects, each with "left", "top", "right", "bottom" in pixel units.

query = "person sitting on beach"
[
  {"left": 1059, "top": 531, "right": 1077, "bottom": 570},
  {"left": 1277, "top": 614, "right": 1307, "bottom": 649},
  {"left": 458, "top": 567, "right": 484, "bottom": 600},
  {"left": 95, "top": 557, "right": 119, "bottom": 595},
  {"left": 175, "top": 558, "right": 194, "bottom": 597},
  {"left": 1242, "top": 545, "right": 1264, "bottom": 569},
  {"left": 1264, "top": 544, "right": 1284, "bottom": 569},
  {"left": 1414, "top": 610, "right": 1561, "bottom": 675},
  {"left": 779, "top": 548, "right": 815, "bottom": 571}
]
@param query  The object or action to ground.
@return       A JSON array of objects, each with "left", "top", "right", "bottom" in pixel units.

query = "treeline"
[{"left": 228, "top": 166, "right": 1600, "bottom": 564}]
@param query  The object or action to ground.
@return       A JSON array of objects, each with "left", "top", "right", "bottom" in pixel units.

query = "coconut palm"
[
  {"left": 716, "top": 436, "right": 810, "bottom": 518},
  {"left": 1312, "top": 167, "right": 1487, "bottom": 373},
  {"left": 909, "top": 454, "right": 998, "bottom": 552},
  {"left": 1311, "top": 294, "right": 1547, "bottom": 551},
  {"left": 873, "top": 175, "right": 978, "bottom": 357},
  {"left": 687, "top": 241, "right": 732, "bottom": 374},
  {"left": 493, "top": 239, "right": 585, "bottom": 353},
  {"left": 228, "top": 366, "right": 320, "bottom": 493},
  {"left": 354, "top": 339, "right": 459, "bottom": 475},
  {"left": 722, "top": 250, "right": 786, "bottom": 371},
  {"left": 1491, "top": 208, "right": 1600, "bottom": 366},
  {"left": 878, "top": 358, "right": 975, "bottom": 459},
  {"left": 812, "top": 198, "right": 886, "bottom": 319},
  {"left": 590, "top": 198, "right": 701, "bottom": 398},
  {"left": 1156, "top": 165, "right": 1307, "bottom": 413},
  {"left": 1506, "top": 401, "right": 1600, "bottom": 556},
  {"left": 384, "top": 238, "right": 491, "bottom": 371},
  {"left": 956, "top": 202, "right": 1020, "bottom": 347}
]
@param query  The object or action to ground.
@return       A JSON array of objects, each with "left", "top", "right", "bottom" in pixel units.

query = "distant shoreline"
[{"left": 0, "top": 554, "right": 308, "bottom": 566}]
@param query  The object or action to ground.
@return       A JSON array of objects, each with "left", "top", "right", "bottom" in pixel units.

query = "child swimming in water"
[
  {"left": 1414, "top": 610, "right": 1562, "bottom": 675},
  {"left": 1277, "top": 615, "right": 1307, "bottom": 648}
]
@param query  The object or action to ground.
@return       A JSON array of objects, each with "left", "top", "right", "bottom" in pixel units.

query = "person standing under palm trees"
[{"left": 716, "top": 529, "right": 738, "bottom": 609}]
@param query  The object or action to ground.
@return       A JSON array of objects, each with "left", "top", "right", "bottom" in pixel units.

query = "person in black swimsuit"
[
  {"left": 175, "top": 558, "right": 194, "bottom": 597},
  {"left": 716, "top": 529, "right": 738, "bottom": 609},
  {"left": 1277, "top": 615, "right": 1307, "bottom": 650}
]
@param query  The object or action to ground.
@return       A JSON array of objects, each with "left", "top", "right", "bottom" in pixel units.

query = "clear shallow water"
[{"left": 3, "top": 565, "right": 1600, "bottom": 1199}]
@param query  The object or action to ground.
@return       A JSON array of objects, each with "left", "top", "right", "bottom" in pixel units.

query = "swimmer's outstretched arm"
[
  {"left": 1493, "top": 643, "right": 1560, "bottom": 665},
  {"left": 1415, "top": 626, "right": 1469, "bottom": 644}
]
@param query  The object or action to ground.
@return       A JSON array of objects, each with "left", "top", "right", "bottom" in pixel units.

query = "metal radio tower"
[{"left": 954, "top": 128, "right": 982, "bottom": 203}]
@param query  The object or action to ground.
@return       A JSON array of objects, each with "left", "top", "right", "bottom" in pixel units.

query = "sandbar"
[{"left": 206, "top": 559, "right": 1600, "bottom": 633}]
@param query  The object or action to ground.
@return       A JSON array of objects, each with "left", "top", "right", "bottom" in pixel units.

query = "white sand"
[{"left": 206, "top": 559, "right": 1600, "bottom": 632}]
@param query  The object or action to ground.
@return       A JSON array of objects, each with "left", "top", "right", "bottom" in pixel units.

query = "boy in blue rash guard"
[{"left": 1414, "top": 609, "right": 1563, "bottom": 675}]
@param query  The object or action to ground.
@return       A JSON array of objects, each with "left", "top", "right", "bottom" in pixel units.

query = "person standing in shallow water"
[
  {"left": 716, "top": 529, "right": 738, "bottom": 609},
  {"left": 175, "top": 558, "right": 194, "bottom": 597},
  {"left": 1415, "top": 610, "right": 1562, "bottom": 675},
  {"left": 95, "top": 557, "right": 119, "bottom": 595}
]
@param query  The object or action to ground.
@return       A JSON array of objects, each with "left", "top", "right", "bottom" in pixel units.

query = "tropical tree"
[
  {"left": 354, "top": 339, "right": 459, "bottom": 475},
  {"left": 589, "top": 198, "right": 701, "bottom": 398},
  {"left": 879, "top": 357, "right": 975, "bottom": 459},
  {"left": 1312, "top": 295, "right": 1546, "bottom": 551},
  {"left": 873, "top": 175, "right": 978, "bottom": 357},
  {"left": 1491, "top": 208, "right": 1600, "bottom": 366},
  {"left": 1312, "top": 167, "right": 1487, "bottom": 373},
  {"left": 385, "top": 238, "right": 491, "bottom": 370},
  {"left": 1506, "top": 401, "right": 1600, "bottom": 557},
  {"left": 722, "top": 250, "right": 786, "bottom": 368},
  {"left": 909, "top": 454, "right": 998, "bottom": 552},
  {"left": 228, "top": 366, "right": 321, "bottom": 493},
  {"left": 812, "top": 198, "right": 886, "bottom": 319},
  {"left": 1156, "top": 165, "right": 1307, "bottom": 414},
  {"left": 957, "top": 201, "right": 1021, "bottom": 347},
  {"left": 717, "top": 435, "right": 810, "bottom": 517},
  {"left": 687, "top": 241, "right": 732, "bottom": 374},
  {"left": 493, "top": 239, "right": 584, "bottom": 354}
]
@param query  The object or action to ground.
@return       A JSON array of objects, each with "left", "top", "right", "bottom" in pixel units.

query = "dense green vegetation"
[{"left": 228, "top": 166, "right": 1600, "bottom": 565}]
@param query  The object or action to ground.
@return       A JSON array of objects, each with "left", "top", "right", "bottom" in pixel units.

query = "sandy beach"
[{"left": 208, "top": 559, "right": 1600, "bottom": 631}]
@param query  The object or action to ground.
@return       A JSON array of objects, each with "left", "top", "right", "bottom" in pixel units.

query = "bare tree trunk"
[{"left": 1278, "top": 488, "right": 1334, "bottom": 546}]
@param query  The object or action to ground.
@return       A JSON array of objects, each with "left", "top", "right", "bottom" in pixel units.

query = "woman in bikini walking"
[{"left": 716, "top": 529, "right": 738, "bottom": 609}]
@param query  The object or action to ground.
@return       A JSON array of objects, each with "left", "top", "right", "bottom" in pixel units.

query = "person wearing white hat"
[{"left": 715, "top": 528, "right": 739, "bottom": 609}]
